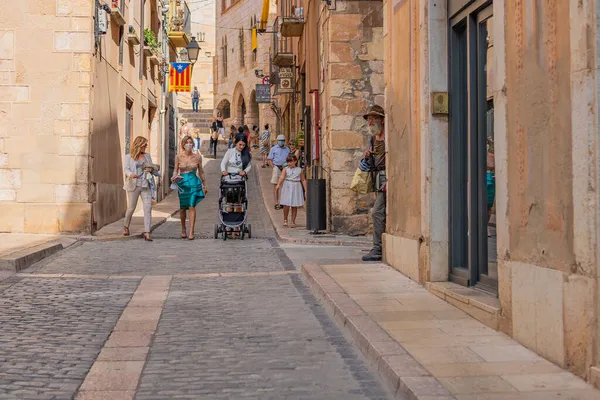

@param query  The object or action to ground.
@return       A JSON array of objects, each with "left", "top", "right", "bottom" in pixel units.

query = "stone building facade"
[
  {"left": 0, "top": 0, "right": 187, "bottom": 234},
  {"left": 271, "top": 0, "right": 384, "bottom": 235},
  {"left": 213, "top": 0, "right": 277, "bottom": 131},
  {"left": 383, "top": 0, "right": 600, "bottom": 386}
]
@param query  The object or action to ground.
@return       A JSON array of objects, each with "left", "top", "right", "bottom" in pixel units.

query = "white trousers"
[{"left": 124, "top": 187, "right": 152, "bottom": 232}]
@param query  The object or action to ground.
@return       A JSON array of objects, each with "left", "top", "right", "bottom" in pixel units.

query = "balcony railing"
[
  {"left": 272, "top": 18, "right": 294, "bottom": 67},
  {"left": 280, "top": 0, "right": 304, "bottom": 37},
  {"left": 168, "top": 0, "right": 191, "bottom": 48}
]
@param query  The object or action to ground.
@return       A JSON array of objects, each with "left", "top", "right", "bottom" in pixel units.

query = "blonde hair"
[
  {"left": 130, "top": 136, "right": 148, "bottom": 160},
  {"left": 193, "top": 128, "right": 200, "bottom": 138},
  {"left": 181, "top": 135, "right": 194, "bottom": 151}
]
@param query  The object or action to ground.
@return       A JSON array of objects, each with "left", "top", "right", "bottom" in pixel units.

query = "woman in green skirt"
[{"left": 172, "top": 135, "right": 207, "bottom": 240}]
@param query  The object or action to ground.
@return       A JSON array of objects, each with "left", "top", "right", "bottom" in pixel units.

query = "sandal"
[
  {"left": 123, "top": 227, "right": 130, "bottom": 236},
  {"left": 283, "top": 220, "right": 288, "bottom": 227},
  {"left": 275, "top": 204, "right": 282, "bottom": 210},
  {"left": 143, "top": 232, "right": 153, "bottom": 242},
  {"left": 290, "top": 223, "right": 296, "bottom": 228},
  {"left": 188, "top": 234, "right": 195, "bottom": 240},
  {"left": 181, "top": 232, "right": 187, "bottom": 239}
]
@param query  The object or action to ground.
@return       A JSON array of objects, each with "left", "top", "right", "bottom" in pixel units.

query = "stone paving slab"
[
  {"left": 27, "top": 238, "right": 286, "bottom": 275},
  {"left": 135, "top": 274, "right": 392, "bottom": 399},
  {"left": 302, "top": 262, "right": 600, "bottom": 400},
  {"left": 0, "top": 277, "right": 138, "bottom": 399}
]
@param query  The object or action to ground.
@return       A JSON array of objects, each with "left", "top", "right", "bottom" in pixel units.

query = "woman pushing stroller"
[
  {"left": 221, "top": 136, "right": 251, "bottom": 182},
  {"left": 217, "top": 136, "right": 252, "bottom": 239}
]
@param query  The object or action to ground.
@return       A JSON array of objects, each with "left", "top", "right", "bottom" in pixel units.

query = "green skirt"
[{"left": 178, "top": 171, "right": 205, "bottom": 209}]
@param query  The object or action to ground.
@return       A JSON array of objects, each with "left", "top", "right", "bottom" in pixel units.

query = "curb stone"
[
  {"left": 0, "top": 238, "right": 78, "bottom": 272},
  {"left": 301, "top": 262, "right": 456, "bottom": 400}
]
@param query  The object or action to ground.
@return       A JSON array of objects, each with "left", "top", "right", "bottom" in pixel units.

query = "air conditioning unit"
[
  {"left": 98, "top": 10, "right": 108, "bottom": 34},
  {"left": 294, "top": 7, "right": 304, "bottom": 20}
]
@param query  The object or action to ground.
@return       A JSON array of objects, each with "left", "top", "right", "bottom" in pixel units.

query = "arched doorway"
[
  {"left": 216, "top": 99, "right": 231, "bottom": 119},
  {"left": 232, "top": 82, "right": 246, "bottom": 126},
  {"left": 248, "top": 90, "right": 259, "bottom": 129}
]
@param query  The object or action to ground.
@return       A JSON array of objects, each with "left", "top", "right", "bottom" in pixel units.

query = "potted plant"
[
  {"left": 127, "top": 25, "right": 140, "bottom": 45},
  {"left": 143, "top": 28, "right": 158, "bottom": 57}
]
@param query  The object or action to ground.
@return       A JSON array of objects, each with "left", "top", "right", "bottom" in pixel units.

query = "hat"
[
  {"left": 363, "top": 104, "right": 385, "bottom": 120},
  {"left": 277, "top": 134, "right": 286, "bottom": 141}
]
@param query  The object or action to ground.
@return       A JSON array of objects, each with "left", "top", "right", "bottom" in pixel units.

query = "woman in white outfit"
[
  {"left": 276, "top": 154, "right": 307, "bottom": 228},
  {"left": 220, "top": 136, "right": 251, "bottom": 182},
  {"left": 123, "top": 136, "right": 159, "bottom": 241}
]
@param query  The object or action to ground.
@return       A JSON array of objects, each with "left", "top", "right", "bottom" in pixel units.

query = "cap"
[
  {"left": 277, "top": 135, "right": 286, "bottom": 141},
  {"left": 363, "top": 104, "right": 385, "bottom": 120}
]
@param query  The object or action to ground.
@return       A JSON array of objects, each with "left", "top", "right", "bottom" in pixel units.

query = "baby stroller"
[{"left": 214, "top": 173, "right": 252, "bottom": 240}]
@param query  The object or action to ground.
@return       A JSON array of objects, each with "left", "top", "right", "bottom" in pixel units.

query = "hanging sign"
[
  {"left": 277, "top": 66, "right": 294, "bottom": 94},
  {"left": 255, "top": 84, "right": 271, "bottom": 103}
]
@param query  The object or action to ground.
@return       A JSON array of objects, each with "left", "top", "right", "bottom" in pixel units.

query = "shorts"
[
  {"left": 271, "top": 166, "right": 282, "bottom": 184},
  {"left": 219, "top": 128, "right": 225, "bottom": 139}
]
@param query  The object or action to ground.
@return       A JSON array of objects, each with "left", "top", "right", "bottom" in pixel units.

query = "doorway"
[
  {"left": 125, "top": 97, "right": 134, "bottom": 154},
  {"left": 448, "top": 0, "right": 497, "bottom": 293}
]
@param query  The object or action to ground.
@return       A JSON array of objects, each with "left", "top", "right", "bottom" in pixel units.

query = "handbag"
[
  {"left": 350, "top": 168, "right": 373, "bottom": 195},
  {"left": 124, "top": 175, "right": 136, "bottom": 191}
]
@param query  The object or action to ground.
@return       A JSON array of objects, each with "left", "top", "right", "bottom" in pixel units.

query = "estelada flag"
[{"left": 169, "top": 62, "right": 191, "bottom": 92}]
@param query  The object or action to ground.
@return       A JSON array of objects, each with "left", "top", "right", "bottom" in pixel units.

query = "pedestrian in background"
[
  {"left": 276, "top": 154, "right": 306, "bottom": 228},
  {"left": 193, "top": 128, "right": 201, "bottom": 152},
  {"left": 251, "top": 125, "right": 260, "bottom": 149},
  {"left": 172, "top": 135, "right": 207, "bottom": 240},
  {"left": 259, "top": 123, "right": 271, "bottom": 168},
  {"left": 360, "top": 105, "right": 387, "bottom": 262},
  {"left": 243, "top": 125, "right": 251, "bottom": 143},
  {"left": 216, "top": 111, "right": 225, "bottom": 139},
  {"left": 268, "top": 134, "right": 291, "bottom": 209},
  {"left": 179, "top": 118, "right": 189, "bottom": 140},
  {"left": 123, "top": 136, "right": 159, "bottom": 242},
  {"left": 209, "top": 118, "right": 218, "bottom": 158},
  {"left": 191, "top": 86, "right": 200, "bottom": 112},
  {"left": 228, "top": 125, "right": 236, "bottom": 149}
]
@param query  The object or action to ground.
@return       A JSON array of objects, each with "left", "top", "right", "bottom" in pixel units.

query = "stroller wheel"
[
  {"left": 222, "top": 229, "right": 227, "bottom": 241},
  {"left": 214, "top": 224, "right": 219, "bottom": 239},
  {"left": 247, "top": 224, "right": 252, "bottom": 239},
  {"left": 240, "top": 226, "right": 245, "bottom": 240}
]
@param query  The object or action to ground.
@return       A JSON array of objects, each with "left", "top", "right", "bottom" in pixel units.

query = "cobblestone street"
[{"left": 0, "top": 160, "right": 391, "bottom": 399}]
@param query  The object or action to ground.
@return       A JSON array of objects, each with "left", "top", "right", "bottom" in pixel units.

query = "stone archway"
[
  {"left": 232, "top": 82, "right": 246, "bottom": 126},
  {"left": 248, "top": 90, "right": 260, "bottom": 129},
  {"left": 215, "top": 98, "right": 231, "bottom": 119}
]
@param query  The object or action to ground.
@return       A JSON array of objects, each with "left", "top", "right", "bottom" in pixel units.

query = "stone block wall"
[
  {"left": 0, "top": 1, "right": 94, "bottom": 233},
  {"left": 319, "top": 0, "right": 384, "bottom": 235}
]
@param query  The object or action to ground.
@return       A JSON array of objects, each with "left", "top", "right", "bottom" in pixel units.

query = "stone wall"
[
  {"left": 382, "top": 0, "right": 600, "bottom": 385},
  {"left": 319, "top": 0, "right": 384, "bottom": 235},
  {"left": 0, "top": 0, "right": 166, "bottom": 234},
  {"left": 0, "top": 0, "right": 94, "bottom": 233},
  {"left": 501, "top": 0, "right": 598, "bottom": 380}
]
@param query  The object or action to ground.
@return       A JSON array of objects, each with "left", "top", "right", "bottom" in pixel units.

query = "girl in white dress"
[{"left": 276, "top": 154, "right": 307, "bottom": 228}]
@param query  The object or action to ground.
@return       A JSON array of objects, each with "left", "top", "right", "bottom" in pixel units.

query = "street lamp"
[{"left": 186, "top": 36, "right": 201, "bottom": 65}]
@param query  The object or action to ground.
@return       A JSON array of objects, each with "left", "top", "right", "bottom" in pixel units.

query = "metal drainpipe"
[{"left": 160, "top": 3, "right": 168, "bottom": 199}]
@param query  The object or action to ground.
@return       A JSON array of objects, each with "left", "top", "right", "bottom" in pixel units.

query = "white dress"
[{"left": 280, "top": 167, "right": 304, "bottom": 207}]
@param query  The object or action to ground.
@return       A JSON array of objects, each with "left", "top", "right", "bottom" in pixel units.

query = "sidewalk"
[
  {"left": 93, "top": 191, "right": 180, "bottom": 240},
  {"left": 302, "top": 262, "right": 600, "bottom": 400},
  {"left": 255, "top": 159, "right": 372, "bottom": 247}
]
